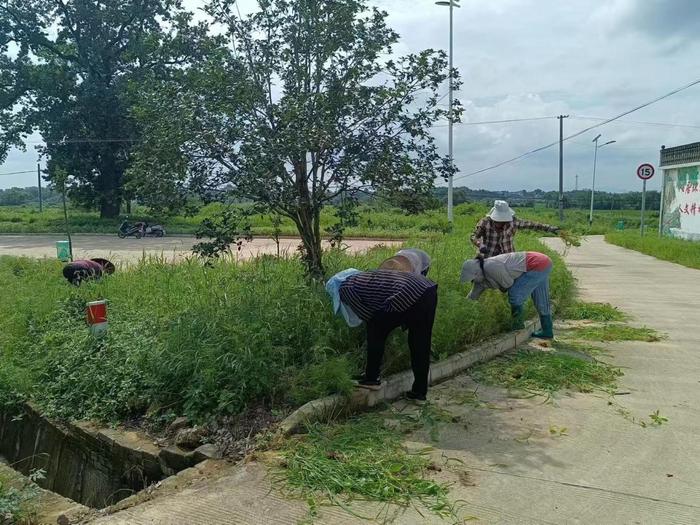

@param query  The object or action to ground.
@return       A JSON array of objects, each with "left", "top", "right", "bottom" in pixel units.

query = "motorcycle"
[
  {"left": 144, "top": 223, "right": 166, "bottom": 237},
  {"left": 118, "top": 219, "right": 166, "bottom": 239},
  {"left": 118, "top": 219, "right": 145, "bottom": 239}
]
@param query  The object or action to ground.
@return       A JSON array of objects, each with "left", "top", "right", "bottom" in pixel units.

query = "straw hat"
[
  {"left": 379, "top": 255, "right": 414, "bottom": 273},
  {"left": 396, "top": 248, "right": 431, "bottom": 275},
  {"left": 488, "top": 200, "right": 515, "bottom": 222}
]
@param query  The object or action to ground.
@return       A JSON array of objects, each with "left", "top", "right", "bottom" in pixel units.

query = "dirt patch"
[{"left": 207, "top": 406, "right": 284, "bottom": 461}]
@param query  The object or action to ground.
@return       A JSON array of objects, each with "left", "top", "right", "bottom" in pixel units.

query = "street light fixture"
[
  {"left": 589, "top": 135, "right": 616, "bottom": 226},
  {"left": 435, "top": 0, "right": 460, "bottom": 223}
]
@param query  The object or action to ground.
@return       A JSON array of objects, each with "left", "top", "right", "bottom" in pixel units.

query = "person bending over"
[
  {"left": 63, "top": 258, "right": 115, "bottom": 286},
  {"left": 460, "top": 251, "right": 554, "bottom": 339},
  {"left": 326, "top": 266, "right": 438, "bottom": 401}
]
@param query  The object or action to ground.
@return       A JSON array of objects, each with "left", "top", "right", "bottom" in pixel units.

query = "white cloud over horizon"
[{"left": 3, "top": 0, "right": 700, "bottom": 194}]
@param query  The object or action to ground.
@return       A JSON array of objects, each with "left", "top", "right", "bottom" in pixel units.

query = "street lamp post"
[
  {"left": 589, "top": 135, "right": 616, "bottom": 226},
  {"left": 436, "top": 0, "right": 460, "bottom": 223}
]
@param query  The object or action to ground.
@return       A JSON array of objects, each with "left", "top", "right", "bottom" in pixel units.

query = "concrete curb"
[{"left": 279, "top": 319, "right": 539, "bottom": 435}]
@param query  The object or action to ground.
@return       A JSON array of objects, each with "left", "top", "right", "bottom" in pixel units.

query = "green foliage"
[
  {"left": 279, "top": 414, "right": 454, "bottom": 519},
  {"left": 572, "top": 324, "right": 663, "bottom": 342},
  {"left": 287, "top": 357, "right": 355, "bottom": 407},
  {"left": 472, "top": 350, "right": 623, "bottom": 397},
  {"left": 192, "top": 207, "right": 254, "bottom": 260},
  {"left": 0, "top": 476, "right": 38, "bottom": 525},
  {"left": 561, "top": 302, "right": 628, "bottom": 322},
  {"left": 0, "top": 205, "right": 575, "bottom": 424},
  {"left": 0, "top": 0, "right": 202, "bottom": 217},
  {"left": 130, "top": 0, "right": 459, "bottom": 275},
  {"left": 606, "top": 231, "right": 700, "bottom": 270}
]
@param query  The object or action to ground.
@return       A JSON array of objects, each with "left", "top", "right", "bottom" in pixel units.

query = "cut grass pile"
[
  {"left": 471, "top": 350, "right": 622, "bottom": 397},
  {"left": 572, "top": 324, "right": 663, "bottom": 342},
  {"left": 606, "top": 231, "right": 700, "bottom": 270},
  {"left": 0, "top": 217, "right": 575, "bottom": 425},
  {"left": 279, "top": 414, "right": 455, "bottom": 521},
  {"left": 561, "top": 301, "right": 627, "bottom": 322}
]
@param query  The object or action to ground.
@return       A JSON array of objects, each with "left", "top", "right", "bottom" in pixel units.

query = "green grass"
[
  {"left": 0, "top": 201, "right": 653, "bottom": 238},
  {"left": 0, "top": 206, "right": 575, "bottom": 425},
  {"left": 279, "top": 414, "right": 455, "bottom": 521},
  {"left": 561, "top": 301, "right": 628, "bottom": 322},
  {"left": 0, "top": 469, "right": 38, "bottom": 525},
  {"left": 472, "top": 350, "right": 622, "bottom": 397},
  {"left": 572, "top": 324, "right": 663, "bottom": 342},
  {"left": 606, "top": 231, "right": 700, "bottom": 270}
]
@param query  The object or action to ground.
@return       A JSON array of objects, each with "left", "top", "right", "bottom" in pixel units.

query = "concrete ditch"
[
  {"left": 0, "top": 321, "right": 538, "bottom": 522},
  {"left": 0, "top": 404, "right": 217, "bottom": 509}
]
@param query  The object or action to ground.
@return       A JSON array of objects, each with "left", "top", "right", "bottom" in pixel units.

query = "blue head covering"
[{"left": 325, "top": 268, "right": 363, "bottom": 327}]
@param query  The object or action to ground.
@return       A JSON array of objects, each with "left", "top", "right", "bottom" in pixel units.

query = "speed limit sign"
[{"left": 637, "top": 163, "right": 655, "bottom": 180}]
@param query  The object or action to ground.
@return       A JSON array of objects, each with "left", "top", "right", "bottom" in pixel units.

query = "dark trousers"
[{"left": 365, "top": 286, "right": 438, "bottom": 396}]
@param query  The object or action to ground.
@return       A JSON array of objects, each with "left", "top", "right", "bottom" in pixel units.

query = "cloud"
[
  {"left": 595, "top": 0, "right": 700, "bottom": 47},
  {"left": 3, "top": 0, "right": 700, "bottom": 192}
]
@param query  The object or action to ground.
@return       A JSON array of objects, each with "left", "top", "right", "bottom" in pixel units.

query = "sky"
[{"left": 2, "top": 0, "right": 700, "bottom": 193}]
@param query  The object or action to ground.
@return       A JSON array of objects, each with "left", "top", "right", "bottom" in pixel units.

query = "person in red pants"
[
  {"left": 62, "top": 258, "right": 115, "bottom": 286},
  {"left": 326, "top": 267, "right": 438, "bottom": 401}
]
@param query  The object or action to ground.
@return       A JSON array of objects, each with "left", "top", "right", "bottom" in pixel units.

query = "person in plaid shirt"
[{"left": 471, "top": 200, "right": 559, "bottom": 257}]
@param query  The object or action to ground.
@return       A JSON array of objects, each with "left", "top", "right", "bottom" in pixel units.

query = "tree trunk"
[
  {"left": 98, "top": 152, "right": 123, "bottom": 219},
  {"left": 296, "top": 204, "right": 324, "bottom": 279},
  {"left": 100, "top": 198, "right": 122, "bottom": 219}
]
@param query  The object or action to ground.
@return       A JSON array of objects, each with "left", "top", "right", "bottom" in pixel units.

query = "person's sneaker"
[
  {"left": 356, "top": 378, "right": 382, "bottom": 390},
  {"left": 406, "top": 390, "right": 427, "bottom": 402}
]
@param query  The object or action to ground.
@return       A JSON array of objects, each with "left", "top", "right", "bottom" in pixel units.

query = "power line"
[
  {"left": 570, "top": 115, "right": 700, "bottom": 129},
  {"left": 452, "top": 76, "right": 700, "bottom": 182},
  {"left": 432, "top": 116, "right": 555, "bottom": 128},
  {"left": 0, "top": 170, "right": 35, "bottom": 177}
]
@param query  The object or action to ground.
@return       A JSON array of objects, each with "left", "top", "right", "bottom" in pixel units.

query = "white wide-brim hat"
[{"left": 488, "top": 200, "right": 515, "bottom": 222}]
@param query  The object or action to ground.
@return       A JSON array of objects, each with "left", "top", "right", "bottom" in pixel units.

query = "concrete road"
[
  {"left": 90, "top": 236, "right": 700, "bottom": 524},
  {"left": 0, "top": 234, "right": 398, "bottom": 263},
  {"left": 414, "top": 235, "right": 700, "bottom": 524}
]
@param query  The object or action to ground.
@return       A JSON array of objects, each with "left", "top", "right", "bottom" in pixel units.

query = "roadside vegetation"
[
  {"left": 0, "top": 209, "right": 574, "bottom": 427},
  {"left": 0, "top": 202, "right": 651, "bottom": 238},
  {"left": 0, "top": 469, "right": 38, "bottom": 525},
  {"left": 606, "top": 231, "right": 700, "bottom": 270}
]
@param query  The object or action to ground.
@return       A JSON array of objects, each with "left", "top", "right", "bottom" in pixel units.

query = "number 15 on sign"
[{"left": 637, "top": 163, "right": 655, "bottom": 236}]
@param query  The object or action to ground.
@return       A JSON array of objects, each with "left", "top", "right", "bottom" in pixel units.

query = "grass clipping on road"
[
  {"left": 561, "top": 301, "right": 628, "bottom": 322},
  {"left": 572, "top": 324, "right": 663, "bottom": 342},
  {"left": 278, "top": 414, "right": 457, "bottom": 522},
  {"left": 472, "top": 350, "right": 622, "bottom": 397}
]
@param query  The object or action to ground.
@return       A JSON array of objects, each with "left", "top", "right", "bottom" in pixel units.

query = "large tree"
[
  {"left": 0, "top": 0, "right": 201, "bottom": 217},
  {"left": 131, "top": 0, "right": 461, "bottom": 275}
]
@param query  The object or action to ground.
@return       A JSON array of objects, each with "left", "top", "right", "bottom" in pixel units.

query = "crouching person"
[
  {"left": 325, "top": 266, "right": 438, "bottom": 401},
  {"left": 460, "top": 251, "right": 554, "bottom": 339},
  {"left": 63, "top": 258, "right": 115, "bottom": 286}
]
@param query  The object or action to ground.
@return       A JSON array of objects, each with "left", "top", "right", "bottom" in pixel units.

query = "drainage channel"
[{"left": 0, "top": 404, "right": 199, "bottom": 509}]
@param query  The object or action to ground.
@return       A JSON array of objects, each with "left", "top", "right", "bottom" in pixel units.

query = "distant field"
[
  {"left": 606, "top": 231, "right": 700, "bottom": 270},
  {"left": 0, "top": 202, "right": 655, "bottom": 238}
]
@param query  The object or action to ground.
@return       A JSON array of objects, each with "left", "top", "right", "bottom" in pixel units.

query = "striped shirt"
[{"left": 339, "top": 270, "right": 437, "bottom": 321}]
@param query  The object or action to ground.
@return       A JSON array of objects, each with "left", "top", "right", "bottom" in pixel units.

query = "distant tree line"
[
  {"left": 0, "top": 186, "right": 61, "bottom": 206},
  {"left": 433, "top": 187, "right": 661, "bottom": 211}
]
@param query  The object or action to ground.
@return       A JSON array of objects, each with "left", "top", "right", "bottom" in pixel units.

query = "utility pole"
[
  {"left": 557, "top": 115, "right": 569, "bottom": 221},
  {"left": 575, "top": 174, "right": 578, "bottom": 191},
  {"left": 37, "top": 162, "right": 43, "bottom": 212},
  {"left": 436, "top": 0, "right": 460, "bottom": 223}
]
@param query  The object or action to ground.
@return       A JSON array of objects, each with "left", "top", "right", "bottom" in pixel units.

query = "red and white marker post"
[
  {"left": 86, "top": 300, "right": 108, "bottom": 336},
  {"left": 637, "top": 163, "right": 655, "bottom": 236}
]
